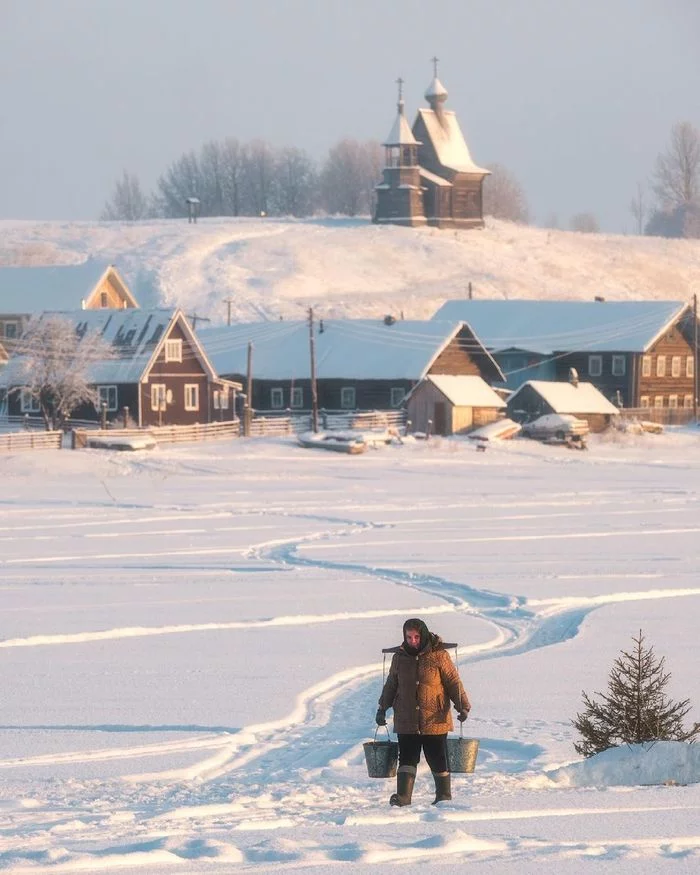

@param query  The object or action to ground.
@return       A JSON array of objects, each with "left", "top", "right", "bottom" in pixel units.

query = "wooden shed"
[
  {"left": 406, "top": 375, "right": 505, "bottom": 436},
  {"left": 506, "top": 379, "right": 620, "bottom": 433}
]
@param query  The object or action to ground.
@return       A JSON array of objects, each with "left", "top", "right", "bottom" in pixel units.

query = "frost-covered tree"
[
  {"left": 13, "top": 315, "right": 114, "bottom": 431},
  {"left": 483, "top": 163, "right": 529, "bottom": 223},
  {"left": 100, "top": 170, "right": 150, "bottom": 221},
  {"left": 570, "top": 212, "right": 600, "bottom": 233},
  {"left": 320, "top": 139, "right": 382, "bottom": 216},
  {"left": 221, "top": 137, "right": 244, "bottom": 216},
  {"left": 572, "top": 630, "right": 699, "bottom": 758},
  {"left": 629, "top": 182, "right": 647, "bottom": 235},
  {"left": 652, "top": 121, "right": 700, "bottom": 212},
  {"left": 272, "top": 146, "right": 318, "bottom": 217},
  {"left": 156, "top": 150, "right": 203, "bottom": 218}
]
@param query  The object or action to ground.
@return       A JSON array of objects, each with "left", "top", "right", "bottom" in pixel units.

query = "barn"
[{"left": 406, "top": 375, "right": 505, "bottom": 436}]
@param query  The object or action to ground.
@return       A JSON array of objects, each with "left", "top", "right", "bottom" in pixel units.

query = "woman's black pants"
[{"left": 397, "top": 733, "right": 448, "bottom": 773}]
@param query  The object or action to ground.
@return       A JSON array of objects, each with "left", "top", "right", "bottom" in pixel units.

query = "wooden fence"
[
  {"left": 73, "top": 420, "right": 240, "bottom": 448},
  {"left": 0, "top": 430, "right": 63, "bottom": 452},
  {"left": 619, "top": 408, "right": 697, "bottom": 426}
]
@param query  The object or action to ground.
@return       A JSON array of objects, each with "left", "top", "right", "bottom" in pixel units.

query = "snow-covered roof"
[
  {"left": 420, "top": 375, "right": 506, "bottom": 407},
  {"left": 432, "top": 300, "right": 691, "bottom": 354},
  {"left": 416, "top": 108, "right": 489, "bottom": 175},
  {"left": 419, "top": 167, "right": 451, "bottom": 187},
  {"left": 509, "top": 380, "right": 620, "bottom": 415},
  {"left": 425, "top": 76, "right": 448, "bottom": 101},
  {"left": 0, "top": 309, "right": 180, "bottom": 386},
  {"left": 383, "top": 101, "right": 420, "bottom": 147},
  {"left": 0, "top": 259, "right": 137, "bottom": 313},
  {"left": 199, "top": 319, "right": 502, "bottom": 382}
]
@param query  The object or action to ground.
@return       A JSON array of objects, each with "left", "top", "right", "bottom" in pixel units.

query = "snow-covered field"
[
  {"left": 1, "top": 217, "right": 699, "bottom": 323},
  {"left": 2, "top": 430, "right": 700, "bottom": 872}
]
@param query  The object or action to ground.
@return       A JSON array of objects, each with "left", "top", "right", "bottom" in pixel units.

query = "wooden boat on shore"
[{"left": 297, "top": 431, "right": 367, "bottom": 454}]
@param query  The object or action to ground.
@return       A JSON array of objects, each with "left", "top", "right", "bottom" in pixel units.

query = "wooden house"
[
  {"left": 199, "top": 318, "right": 503, "bottom": 413},
  {"left": 506, "top": 379, "right": 620, "bottom": 432},
  {"left": 0, "top": 260, "right": 139, "bottom": 353},
  {"left": 1, "top": 309, "right": 240, "bottom": 427},
  {"left": 406, "top": 374, "right": 505, "bottom": 435},
  {"left": 374, "top": 63, "right": 489, "bottom": 229},
  {"left": 433, "top": 299, "right": 697, "bottom": 410}
]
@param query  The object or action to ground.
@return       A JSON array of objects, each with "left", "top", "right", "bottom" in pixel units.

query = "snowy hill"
[{"left": 1, "top": 216, "right": 699, "bottom": 325}]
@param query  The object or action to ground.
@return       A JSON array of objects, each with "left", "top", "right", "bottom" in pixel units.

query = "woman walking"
[{"left": 376, "top": 618, "right": 471, "bottom": 806}]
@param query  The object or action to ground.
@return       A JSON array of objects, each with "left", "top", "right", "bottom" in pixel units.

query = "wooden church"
[{"left": 374, "top": 61, "right": 489, "bottom": 229}]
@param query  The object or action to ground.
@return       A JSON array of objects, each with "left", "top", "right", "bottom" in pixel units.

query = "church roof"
[
  {"left": 415, "top": 108, "right": 489, "bottom": 175},
  {"left": 383, "top": 100, "right": 419, "bottom": 146},
  {"left": 425, "top": 76, "right": 448, "bottom": 101}
]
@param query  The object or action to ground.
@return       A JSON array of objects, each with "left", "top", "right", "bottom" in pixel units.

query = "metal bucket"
[
  {"left": 363, "top": 727, "right": 398, "bottom": 778},
  {"left": 446, "top": 726, "right": 479, "bottom": 773}
]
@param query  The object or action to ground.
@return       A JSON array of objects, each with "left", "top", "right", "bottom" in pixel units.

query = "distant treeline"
[{"left": 101, "top": 138, "right": 383, "bottom": 221}]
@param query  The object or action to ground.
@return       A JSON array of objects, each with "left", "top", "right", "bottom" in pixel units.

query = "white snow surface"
[
  {"left": 1, "top": 429, "right": 700, "bottom": 872},
  {"left": 1, "top": 217, "right": 699, "bottom": 325}
]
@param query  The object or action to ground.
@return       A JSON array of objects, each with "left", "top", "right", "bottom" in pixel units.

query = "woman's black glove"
[
  {"left": 375, "top": 707, "right": 387, "bottom": 726},
  {"left": 457, "top": 709, "right": 470, "bottom": 722}
]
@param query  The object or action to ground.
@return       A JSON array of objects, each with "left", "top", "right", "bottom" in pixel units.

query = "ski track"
[{"left": 2, "top": 493, "right": 700, "bottom": 870}]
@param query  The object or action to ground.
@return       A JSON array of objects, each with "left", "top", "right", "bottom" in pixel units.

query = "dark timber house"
[
  {"left": 432, "top": 299, "right": 698, "bottom": 411},
  {"left": 199, "top": 318, "right": 503, "bottom": 413},
  {"left": 374, "top": 62, "right": 489, "bottom": 229},
  {"left": 1, "top": 309, "right": 240, "bottom": 427}
]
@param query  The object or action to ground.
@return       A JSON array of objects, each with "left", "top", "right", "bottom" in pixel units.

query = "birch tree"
[{"left": 13, "top": 315, "right": 115, "bottom": 431}]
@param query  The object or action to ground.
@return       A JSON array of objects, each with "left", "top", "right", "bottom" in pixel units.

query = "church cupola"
[
  {"left": 425, "top": 56, "right": 448, "bottom": 124},
  {"left": 382, "top": 77, "right": 420, "bottom": 169}
]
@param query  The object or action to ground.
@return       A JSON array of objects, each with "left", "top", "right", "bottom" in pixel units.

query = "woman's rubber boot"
[
  {"left": 431, "top": 771, "right": 452, "bottom": 804},
  {"left": 389, "top": 765, "right": 416, "bottom": 807}
]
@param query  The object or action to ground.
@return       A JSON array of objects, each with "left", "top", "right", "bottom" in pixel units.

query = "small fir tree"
[{"left": 572, "top": 630, "right": 699, "bottom": 757}]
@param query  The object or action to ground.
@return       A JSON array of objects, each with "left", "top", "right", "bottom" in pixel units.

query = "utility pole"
[
  {"left": 245, "top": 341, "right": 253, "bottom": 437},
  {"left": 223, "top": 298, "right": 234, "bottom": 326},
  {"left": 187, "top": 313, "right": 211, "bottom": 331},
  {"left": 694, "top": 293, "right": 698, "bottom": 422},
  {"left": 308, "top": 307, "right": 319, "bottom": 432}
]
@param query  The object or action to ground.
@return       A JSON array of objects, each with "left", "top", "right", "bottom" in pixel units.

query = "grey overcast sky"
[{"left": 1, "top": 0, "right": 698, "bottom": 230}]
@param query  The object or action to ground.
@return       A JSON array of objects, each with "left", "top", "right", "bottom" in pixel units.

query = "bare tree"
[
  {"left": 272, "top": 147, "right": 318, "bottom": 217},
  {"left": 199, "top": 140, "right": 226, "bottom": 217},
  {"left": 221, "top": 137, "right": 244, "bottom": 216},
  {"left": 320, "top": 139, "right": 382, "bottom": 216},
  {"left": 652, "top": 121, "right": 700, "bottom": 211},
  {"left": 12, "top": 315, "right": 114, "bottom": 430},
  {"left": 570, "top": 212, "right": 600, "bottom": 233},
  {"left": 241, "top": 140, "right": 276, "bottom": 216},
  {"left": 100, "top": 170, "right": 150, "bottom": 221},
  {"left": 483, "top": 163, "right": 529, "bottom": 223},
  {"left": 629, "top": 182, "right": 647, "bottom": 235},
  {"left": 156, "top": 151, "right": 203, "bottom": 218}
]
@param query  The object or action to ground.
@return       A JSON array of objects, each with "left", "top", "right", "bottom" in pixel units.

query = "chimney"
[
  {"left": 569, "top": 367, "right": 579, "bottom": 387},
  {"left": 594, "top": 296, "right": 605, "bottom": 302}
]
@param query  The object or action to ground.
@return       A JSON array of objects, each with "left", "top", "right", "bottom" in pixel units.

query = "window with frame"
[
  {"left": 184, "top": 384, "right": 199, "bottom": 411},
  {"left": 671, "top": 356, "right": 681, "bottom": 378},
  {"left": 640, "top": 395, "right": 650, "bottom": 408},
  {"left": 270, "top": 388, "right": 284, "bottom": 409},
  {"left": 340, "top": 386, "right": 356, "bottom": 409},
  {"left": 98, "top": 385, "right": 117, "bottom": 411},
  {"left": 4, "top": 321, "right": 18, "bottom": 339},
  {"left": 100, "top": 291, "right": 108, "bottom": 308},
  {"left": 588, "top": 355, "right": 602, "bottom": 377},
  {"left": 290, "top": 387, "right": 303, "bottom": 409},
  {"left": 164, "top": 339, "right": 182, "bottom": 362},
  {"left": 217, "top": 388, "right": 229, "bottom": 410},
  {"left": 687, "top": 356, "right": 695, "bottom": 378},
  {"left": 642, "top": 355, "right": 652, "bottom": 377},
  {"left": 151, "top": 383, "right": 166, "bottom": 411},
  {"left": 684, "top": 394, "right": 694, "bottom": 409},
  {"left": 654, "top": 396, "right": 664, "bottom": 408},
  {"left": 611, "top": 355, "right": 626, "bottom": 377},
  {"left": 668, "top": 394, "right": 678, "bottom": 408},
  {"left": 20, "top": 389, "right": 40, "bottom": 413},
  {"left": 390, "top": 387, "right": 405, "bottom": 408},
  {"left": 656, "top": 355, "right": 666, "bottom": 377}
]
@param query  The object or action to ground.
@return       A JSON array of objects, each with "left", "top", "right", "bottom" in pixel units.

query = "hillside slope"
[{"left": 1, "top": 217, "right": 699, "bottom": 325}]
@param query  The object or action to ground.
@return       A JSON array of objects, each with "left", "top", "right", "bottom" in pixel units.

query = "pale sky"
[{"left": 1, "top": 0, "right": 698, "bottom": 231}]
